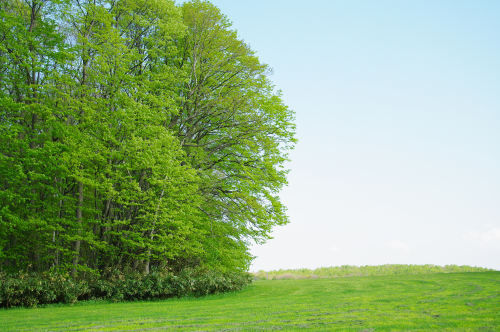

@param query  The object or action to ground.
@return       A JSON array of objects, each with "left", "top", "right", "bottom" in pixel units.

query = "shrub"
[
  {"left": 253, "top": 264, "right": 494, "bottom": 280},
  {"left": 0, "top": 271, "right": 89, "bottom": 308},
  {"left": 0, "top": 269, "right": 252, "bottom": 308}
]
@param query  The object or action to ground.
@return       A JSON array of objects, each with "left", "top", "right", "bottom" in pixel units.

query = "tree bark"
[{"left": 72, "top": 181, "right": 83, "bottom": 277}]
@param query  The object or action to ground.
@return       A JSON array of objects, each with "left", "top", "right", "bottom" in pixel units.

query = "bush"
[
  {"left": 0, "top": 269, "right": 252, "bottom": 308},
  {"left": 253, "top": 264, "right": 494, "bottom": 280},
  {"left": 0, "top": 271, "right": 89, "bottom": 308}
]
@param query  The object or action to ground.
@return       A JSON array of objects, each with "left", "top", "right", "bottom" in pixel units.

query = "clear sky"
[{"left": 207, "top": 0, "right": 500, "bottom": 271}]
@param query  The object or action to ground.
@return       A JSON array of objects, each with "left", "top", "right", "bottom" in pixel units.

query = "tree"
[
  {"left": 171, "top": 1, "right": 296, "bottom": 270},
  {"left": 0, "top": 0, "right": 295, "bottom": 276}
]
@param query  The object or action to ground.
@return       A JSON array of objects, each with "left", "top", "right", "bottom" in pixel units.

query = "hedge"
[{"left": 0, "top": 269, "right": 252, "bottom": 308}]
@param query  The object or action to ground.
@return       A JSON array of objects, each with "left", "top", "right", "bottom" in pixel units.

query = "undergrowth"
[{"left": 0, "top": 268, "right": 252, "bottom": 308}]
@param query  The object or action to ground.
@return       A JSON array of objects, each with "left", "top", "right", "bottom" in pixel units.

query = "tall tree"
[
  {"left": 0, "top": 0, "right": 295, "bottom": 276},
  {"left": 172, "top": 0, "right": 296, "bottom": 270},
  {"left": 0, "top": 0, "right": 73, "bottom": 271}
]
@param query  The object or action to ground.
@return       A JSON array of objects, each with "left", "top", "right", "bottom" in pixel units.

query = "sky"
[{"left": 207, "top": 0, "right": 500, "bottom": 271}]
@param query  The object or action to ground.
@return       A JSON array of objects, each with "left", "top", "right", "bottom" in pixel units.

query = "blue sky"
[{"left": 207, "top": 0, "right": 500, "bottom": 271}]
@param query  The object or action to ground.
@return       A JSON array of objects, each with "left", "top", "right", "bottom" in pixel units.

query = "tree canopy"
[{"left": 0, "top": 0, "right": 295, "bottom": 277}]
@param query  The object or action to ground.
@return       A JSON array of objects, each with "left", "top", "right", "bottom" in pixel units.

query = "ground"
[{"left": 1, "top": 272, "right": 499, "bottom": 331}]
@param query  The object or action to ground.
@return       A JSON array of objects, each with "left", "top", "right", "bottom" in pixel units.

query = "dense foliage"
[
  {"left": 0, "top": 269, "right": 252, "bottom": 308},
  {"left": 0, "top": 0, "right": 295, "bottom": 280}
]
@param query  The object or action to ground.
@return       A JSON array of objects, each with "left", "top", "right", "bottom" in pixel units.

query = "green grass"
[{"left": 1, "top": 271, "right": 499, "bottom": 331}]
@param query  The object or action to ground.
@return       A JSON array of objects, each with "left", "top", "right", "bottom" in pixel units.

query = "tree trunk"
[
  {"left": 144, "top": 249, "right": 151, "bottom": 275},
  {"left": 72, "top": 181, "right": 83, "bottom": 277},
  {"left": 143, "top": 177, "right": 168, "bottom": 275}
]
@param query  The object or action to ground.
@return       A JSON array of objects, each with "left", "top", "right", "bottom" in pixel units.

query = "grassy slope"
[{"left": 1, "top": 272, "right": 499, "bottom": 331}]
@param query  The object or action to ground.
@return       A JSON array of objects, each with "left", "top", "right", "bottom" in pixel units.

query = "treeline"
[
  {"left": 253, "top": 265, "right": 493, "bottom": 280},
  {"left": 0, "top": 0, "right": 295, "bottom": 279}
]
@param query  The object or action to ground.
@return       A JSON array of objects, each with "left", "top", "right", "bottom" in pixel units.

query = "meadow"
[{"left": 1, "top": 270, "right": 498, "bottom": 331}]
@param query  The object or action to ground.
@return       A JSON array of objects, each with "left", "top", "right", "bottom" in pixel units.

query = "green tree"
[
  {"left": 0, "top": 0, "right": 295, "bottom": 277},
  {"left": 172, "top": 0, "right": 296, "bottom": 270},
  {"left": 0, "top": 0, "right": 73, "bottom": 271}
]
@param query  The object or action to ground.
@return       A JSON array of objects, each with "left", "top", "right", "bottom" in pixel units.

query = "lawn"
[{"left": 1, "top": 272, "right": 498, "bottom": 331}]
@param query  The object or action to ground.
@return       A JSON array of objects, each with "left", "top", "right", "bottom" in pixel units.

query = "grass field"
[{"left": 1, "top": 271, "right": 499, "bottom": 331}]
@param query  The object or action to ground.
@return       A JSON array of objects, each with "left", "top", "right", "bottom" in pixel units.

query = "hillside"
[{"left": 1, "top": 271, "right": 498, "bottom": 331}]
